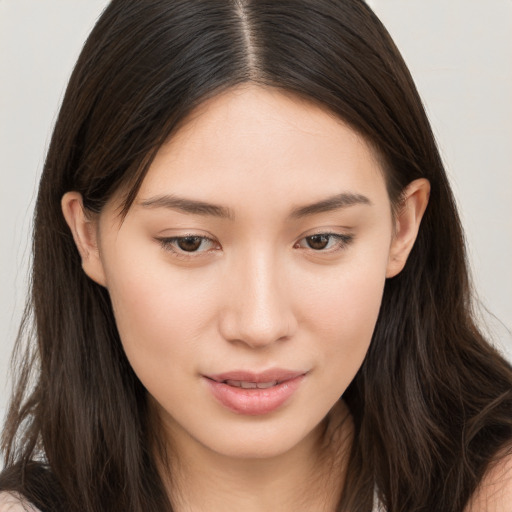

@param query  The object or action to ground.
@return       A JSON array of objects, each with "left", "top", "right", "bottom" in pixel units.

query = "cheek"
[
  {"left": 306, "top": 270, "right": 384, "bottom": 331},
  {"left": 103, "top": 248, "right": 220, "bottom": 375},
  {"left": 297, "top": 251, "right": 388, "bottom": 383}
]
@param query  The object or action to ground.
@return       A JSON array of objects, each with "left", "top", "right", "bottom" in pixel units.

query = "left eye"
[
  {"left": 158, "top": 236, "right": 217, "bottom": 253},
  {"left": 296, "top": 233, "right": 353, "bottom": 251}
]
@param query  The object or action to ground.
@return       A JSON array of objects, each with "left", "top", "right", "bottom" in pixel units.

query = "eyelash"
[
  {"left": 156, "top": 232, "right": 354, "bottom": 258},
  {"left": 156, "top": 235, "right": 219, "bottom": 258},
  {"left": 294, "top": 232, "right": 354, "bottom": 252}
]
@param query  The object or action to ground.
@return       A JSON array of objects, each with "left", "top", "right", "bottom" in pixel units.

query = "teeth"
[
  {"left": 225, "top": 380, "right": 246, "bottom": 388},
  {"left": 225, "top": 380, "right": 278, "bottom": 389},
  {"left": 256, "top": 381, "right": 278, "bottom": 389}
]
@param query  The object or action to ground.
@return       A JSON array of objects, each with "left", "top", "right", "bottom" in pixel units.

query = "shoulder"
[
  {"left": 0, "top": 492, "right": 41, "bottom": 512},
  {"left": 465, "top": 449, "right": 512, "bottom": 512}
]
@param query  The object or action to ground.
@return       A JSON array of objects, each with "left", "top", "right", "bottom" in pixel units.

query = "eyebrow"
[
  {"left": 138, "top": 191, "right": 371, "bottom": 220},
  {"left": 290, "top": 192, "right": 372, "bottom": 218},
  {"left": 138, "top": 195, "right": 235, "bottom": 219}
]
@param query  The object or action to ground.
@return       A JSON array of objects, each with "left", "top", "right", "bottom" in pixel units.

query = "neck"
[{"left": 156, "top": 401, "right": 353, "bottom": 512}]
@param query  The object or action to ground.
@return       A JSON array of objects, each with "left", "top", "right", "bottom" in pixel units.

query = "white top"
[{"left": 0, "top": 493, "right": 41, "bottom": 512}]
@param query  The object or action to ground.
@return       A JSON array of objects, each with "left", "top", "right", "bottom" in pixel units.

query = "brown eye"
[
  {"left": 295, "top": 232, "right": 354, "bottom": 252},
  {"left": 157, "top": 235, "right": 217, "bottom": 255},
  {"left": 306, "top": 234, "right": 330, "bottom": 250},
  {"left": 177, "top": 236, "right": 203, "bottom": 252}
]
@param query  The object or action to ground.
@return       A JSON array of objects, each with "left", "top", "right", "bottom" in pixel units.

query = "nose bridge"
[{"left": 220, "top": 246, "right": 295, "bottom": 348}]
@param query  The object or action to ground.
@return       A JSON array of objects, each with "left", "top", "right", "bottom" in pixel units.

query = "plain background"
[{"left": 1, "top": 0, "right": 511, "bottom": 423}]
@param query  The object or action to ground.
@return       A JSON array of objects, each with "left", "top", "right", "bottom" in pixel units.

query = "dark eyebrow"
[
  {"left": 138, "top": 195, "right": 235, "bottom": 220},
  {"left": 290, "top": 192, "right": 372, "bottom": 218},
  {"left": 138, "top": 192, "right": 370, "bottom": 220}
]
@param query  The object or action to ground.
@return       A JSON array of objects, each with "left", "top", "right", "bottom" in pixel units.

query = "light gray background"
[{"left": 1, "top": 1, "right": 511, "bottom": 422}]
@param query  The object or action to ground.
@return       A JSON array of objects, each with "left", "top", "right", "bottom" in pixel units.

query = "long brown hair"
[{"left": 2, "top": 1, "right": 511, "bottom": 511}]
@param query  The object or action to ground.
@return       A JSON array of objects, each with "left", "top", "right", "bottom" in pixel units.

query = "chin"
[{"left": 197, "top": 417, "right": 325, "bottom": 461}]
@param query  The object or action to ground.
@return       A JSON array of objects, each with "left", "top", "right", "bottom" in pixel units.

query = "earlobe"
[
  {"left": 386, "top": 178, "right": 430, "bottom": 278},
  {"left": 61, "top": 191, "right": 107, "bottom": 287}
]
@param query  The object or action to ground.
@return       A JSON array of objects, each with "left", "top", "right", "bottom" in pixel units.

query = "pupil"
[
  {"left": 307, "top": 235, "right": 329, "bottom": 250},
  {"left": 178, "top": 237, "right": 202, "bottom": 252}
]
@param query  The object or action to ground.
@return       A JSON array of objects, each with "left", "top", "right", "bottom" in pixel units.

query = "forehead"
[{"left": 135, "top": 84, "right": 388, "bottom": 215}]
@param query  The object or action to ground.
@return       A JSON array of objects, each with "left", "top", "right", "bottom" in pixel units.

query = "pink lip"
[{"left": 203, "top": 369, "right": 307, "bottom": 416}]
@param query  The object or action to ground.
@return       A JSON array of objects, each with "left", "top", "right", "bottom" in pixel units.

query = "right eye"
[{"left": 156, "top": 235, "right": 219, "bottom": 255}]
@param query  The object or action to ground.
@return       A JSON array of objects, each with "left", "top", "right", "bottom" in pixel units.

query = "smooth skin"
[{"left": 60, "top": 85, "right": 509, "bottom": 511}]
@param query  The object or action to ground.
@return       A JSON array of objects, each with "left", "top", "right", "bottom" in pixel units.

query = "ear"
[
  {"left": 386, "top": 178, "right": 430, "bottom": 278},
  {"left": 61, "top": 191, "right": 107, "bottom": 287}
]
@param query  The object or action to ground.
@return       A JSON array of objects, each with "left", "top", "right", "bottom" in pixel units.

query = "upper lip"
[{"left": 205, "top": 369, "right": 306, "bottom": 384}]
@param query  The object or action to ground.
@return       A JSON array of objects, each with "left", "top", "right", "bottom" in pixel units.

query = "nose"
[{"left": 218, "top": 250, "right": 297, "bottom": 349}]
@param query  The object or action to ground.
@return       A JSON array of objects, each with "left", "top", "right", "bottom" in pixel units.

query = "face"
[{"left": 65, "top": 85, "right": 426, "bottom": 461}]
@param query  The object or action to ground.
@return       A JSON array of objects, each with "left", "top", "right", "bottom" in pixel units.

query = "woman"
[{"left": 1, "top": 1, "right": 511, "bottom": 511}]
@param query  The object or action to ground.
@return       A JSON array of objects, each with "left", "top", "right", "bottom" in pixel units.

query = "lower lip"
[{"left": 204, "top": 375, "right": 305, "bottom": 415}]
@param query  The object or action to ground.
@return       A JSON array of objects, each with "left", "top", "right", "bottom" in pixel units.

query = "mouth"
[
  {"left": 203, "top": 369, "right": 307, "bottom": 415},
  {"left": 222, "top": 380, "right": 278, "bottom": 389},
  {"left": 206, "top": 369, "right": 305, "bottom": 385}
]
